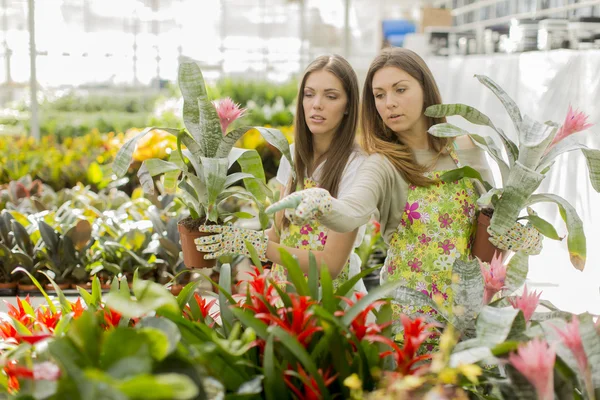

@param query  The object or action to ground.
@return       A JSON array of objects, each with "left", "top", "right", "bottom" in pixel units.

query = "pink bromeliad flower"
[
  {"left": 213, "top": 97, "right": 246, "bottom": 134},
  {"left": 508, "top": 284, "right": 541, "bottom": 322},
  {"left": 479, "top": 252, "right": 507, "bottom": 304},
  {"left": 509, "top": 338, "right": 556, "bottom": 400},
  {"left": 550, "top": 105, "right": 593, "bottom": 148}
]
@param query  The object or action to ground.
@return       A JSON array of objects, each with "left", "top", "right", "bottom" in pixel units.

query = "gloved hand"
[
  {"left": 488, "top": 221, "right": 543, "bottom": 255},
  {"left": 195, "top": 225, "right": 269, "bottom": 261},
  {"left": 266, "top": 187, "right": 333, "bottom": 225}
]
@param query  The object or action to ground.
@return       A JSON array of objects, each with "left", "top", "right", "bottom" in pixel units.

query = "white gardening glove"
[
  {"left": 488, "top": 221, "right": 543, "bottom": 255},
  {"left": 265, "top": 187, "right": 333, "bottom": 225},
  {"left": 195, "top": 225, "right": 268, "bottom": 261}
]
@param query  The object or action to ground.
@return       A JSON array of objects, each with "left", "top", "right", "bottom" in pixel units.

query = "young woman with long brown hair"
[
  {"left": 269, "top": 47, "right": 495, "bottom": 322},
  {"left": 196, "top": 54, "right": 367, "bottom": 292}
]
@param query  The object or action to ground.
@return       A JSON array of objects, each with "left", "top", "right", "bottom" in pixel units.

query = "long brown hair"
[
  {"left": 361, "top": 47, "right": 451, "bottom": 187},
  {"left": 279, "top": 54, "right": 360, "bottom": 229}
]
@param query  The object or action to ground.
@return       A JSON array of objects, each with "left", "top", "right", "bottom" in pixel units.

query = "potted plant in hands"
[
  {"left": 424, "top": 75, "right": 599, "bottom": 269},
  {"left": 112, "top": 57, "right": 292, "bottom": 269}
]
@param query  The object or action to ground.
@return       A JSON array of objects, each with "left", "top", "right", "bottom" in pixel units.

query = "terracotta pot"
[
  {"left": 178, "top": 223, "right": 217, "bottom": 269},
  {"left": 17, "top": 283, "right": 39, "bottom": 295},
  {"left": 0, "top": 282, "right": 17, "bottom": 296},
  {"left": 71, "top": 282, "right": 92, "bottom": 290},
  {"left": 44, "top": 283, "right": 71, "bottom": 292},
  {"left": 170, "top": 284, "right": 184, "bottom": 296},
  {"left": 472, "top": 211, "right": 508, "bottom": 263}
]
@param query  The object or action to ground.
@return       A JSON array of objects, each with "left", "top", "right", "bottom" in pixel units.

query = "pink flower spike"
[
  {"left": 479, "top": 251, "right": 507, "bottom": 304},
  {"left": 508, "top": 284, "right": 541, "bottom": 322},
  {"left": 509, "top": 338, "right": 555, "bottom": 400},
  {"left": 32, "top": 362, "right": 61, "bottom": 381},
  {"left": 550, "top": 105, "right": 593, "bottom": 148},
  {"left": 553, "top": 316, "right": 588, "bottom": 375},
  {"left": 213, "top": 97, "right": 246, "bottom": 134}
]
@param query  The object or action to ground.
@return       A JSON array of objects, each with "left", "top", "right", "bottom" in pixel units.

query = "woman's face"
[
  {"left": 372, "top": 66, "right": 425, "bottom": 134},
  {"left": 302, "top": 70, "right": 348, "bottom": 139}
]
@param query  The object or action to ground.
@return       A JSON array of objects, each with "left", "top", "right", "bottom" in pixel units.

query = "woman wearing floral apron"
[
  {"left": 196, "top": 55, "right": 367, "bottom": 293},
  {"left": 267, "top": 48, "right": 493, "bottom": 326}
]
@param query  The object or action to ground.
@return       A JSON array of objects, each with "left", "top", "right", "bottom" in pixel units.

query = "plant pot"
[
  {"left": 178, "top": 223, "right": 217, "bottom": 269},
  {"left": 0, "top": 282, "right": 17, "bottom": 296},
  {"left": 44, "top": 283, "right": 71, "bottom": 294},
  {"left": 170, "top": 284, "right": 184, "bottom": 296},
  {"left": 71, "top": 282, "right": 92, "bottom": 291},
  {"left": 472, "top": 210, "right": 508, "bottom": 263},
  {"left": 17, "top": 283, "right": 40, "bottom": 296}
]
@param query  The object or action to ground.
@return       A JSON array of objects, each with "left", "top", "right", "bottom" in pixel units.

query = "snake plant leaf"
[
  {"left": 489, "top": 162, "right": 545, "bottom": 235},
  {"left": 526, "top": 193, "right": 586, "bottom": 271},
  {"left": 474, "top": 74, "right": 523, "bottom": 137}
]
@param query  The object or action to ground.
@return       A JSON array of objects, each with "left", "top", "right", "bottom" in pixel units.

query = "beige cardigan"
[{"left": 320, "top": 147, "right": 494, "bottom": 244}]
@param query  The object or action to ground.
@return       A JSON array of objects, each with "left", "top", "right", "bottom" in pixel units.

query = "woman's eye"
[
  {"left": 397, "top": 88, "right": 406, "bottom": 93},
  {"left": 374, "top": 93, "right": 384, "bottom": 99},
  {"left": 327, "top": 95, "right": 337, "bottom": 100},
  {"left": 304, "top": 93, "right": 313, "bottom": 98}
]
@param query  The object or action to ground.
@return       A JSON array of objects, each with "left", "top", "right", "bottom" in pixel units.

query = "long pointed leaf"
[
  {"left": 307, "top": 252, "right": 319, "bottom": 300},
  {"left": 475, "top": 74, "right": 522, "bottom": 142},
  {"left": 451, "top": 258, "right": 484, "bottom": 331},
  {"left": 278, "top": 248, "right": 309, "bottom": 295},
  {"left": 218, "top": 263, "right": 235, "bottom": 335},
  {"left": 427, "top": 122, "right": 470, "bottom": 137},
  {"left": 582, "top": 148, "right": 600, "bottom": 193},
  {"left": 526, "top": 193, "right": 586, "bottom": 270},
  {"left": 439, "top": 166, "right": 492, "bottom": 191},
  {"left": 470, "top": 133, "right": 510, "bottom": 184},
  {"left": 341, "top": 280, "right": 405, "bottom": 326},
  {"left": 504, "top": 251, "right": 529, "bottom": 293},
  {"left": 252, "top": 127, "right": 294, "bottom": 178},
  {"left": 215, "top": 126, "right": 253, "bottom": 158}
]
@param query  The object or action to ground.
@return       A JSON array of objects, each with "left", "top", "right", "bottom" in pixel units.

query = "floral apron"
[
  {"left": 272, "top": 178, "right": 352, "bottom": 290},
  {"left": 382, "top": 146, "right": 478, "bottom": 334}
]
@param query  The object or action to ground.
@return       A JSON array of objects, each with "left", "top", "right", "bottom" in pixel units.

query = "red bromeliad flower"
[
  {"left": 0, "top": 321, "right": 19, "bottom": 344},
  {"left": 508, "top": 284, "right": 541, "bottom": 322},
  {"left": 70, "top": 298, "right": 85, "bottom": 319},
  {"left": 99, "top": 307, "right": 123, "bottom": 329},
  {"left": 4, "top": 360, "right": 61, "bottom": 393},
  {"left": 16, "top": 333, "right": 53, "bottom": 345},
  {"left": 284, "top": 364, "right": 337, "bottom": 400},
  {"left": 240, "top": 267, "right": 281, "bottom": 321},
  {"left": 256, "top": 294, "right": 322, "bottom": 348},
  {"left": 35, "top": 307, "right": 61, "bottom": 332},
  {"left": 335, "top": 292, "right": 389, "bottom": 341},
  {"left": 185, "top": 293, "right": 218, "bottom": 323},
  {"left": 5, "top": 296, "right": 34, "bottom": 328},
  {"left": 549, "top": 105, "right": 593, "bottom": 148},
  {"left": 365, "top": 314, "right": 437, "bottom": 376}
]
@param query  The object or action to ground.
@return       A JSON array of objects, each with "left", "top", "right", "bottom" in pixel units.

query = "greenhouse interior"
[{"left": 0, "top": 0, "right": 599, "bottom": 399}]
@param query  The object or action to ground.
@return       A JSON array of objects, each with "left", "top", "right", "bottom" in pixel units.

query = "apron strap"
[{"left": 446, "top": 144, "right": 463, "bottom": 168}]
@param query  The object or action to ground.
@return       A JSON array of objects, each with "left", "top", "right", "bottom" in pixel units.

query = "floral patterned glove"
[
  {"left": 265, "top": 187, "right": 333, "bottom": 225},
  {"left": 488, "top": 221, "right": 543, "bottom": 255},
  {"left": 195, "top": 225, "right": 268, "bottom": 261}
]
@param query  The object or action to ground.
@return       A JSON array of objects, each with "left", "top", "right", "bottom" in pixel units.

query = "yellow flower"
[
  {"left": 457, "top": 363, "right": 481, "bottom": 384},
  {"left": 438, "top": 368, "right": 458, "bottom": 384},
  {"left": 344, "top": 374, "right": 362, "bottom": 390}
]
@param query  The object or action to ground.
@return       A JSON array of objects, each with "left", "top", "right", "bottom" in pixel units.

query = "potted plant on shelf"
[
  {"left": 424, "top": 74, "right": 599, "bottom": 270},
  {"left": 113, "top": 57, "right": 293, "bottom": 268}
]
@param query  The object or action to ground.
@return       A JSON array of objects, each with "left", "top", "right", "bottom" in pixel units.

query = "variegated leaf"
[
  {"left": 251, "top": 127, "right": 294, "bottom": 179},
  {"left": 474, "top": 74, "right": 523, "bottom": 137},
  {"left": 489, "top": 162, "right": 545, "bottom": 235},
  {"left": 517, "top": 115, "right": 557, "bottom": 169},
  {"left": 214, "top": 126, "right": 253, "bottom": 158},
  {"left": 470, "top": 133, "right": 510, "bottom": 184},
  {"left": 526, "top": 194, "right": 586, "bottom": 271},
  {"left": 475, "top": 306, "right": 526, "bottom": 347},
  {"left": 427, "top": 122, "right": 470, "bottom": 137},
  {"left": 178, "top": 180, "right": 202, "bottom": 218},
  {"left": 504, "top": 251, "right": 529, "bottom": 294},
  {"left": 451, "top": 258, "right": 484, "bottom": 331},
  {"left": 582, "top": 148, "right": 600, "bottom": 193},
  {"left": 233, "top": 149, "right": 271, "bottom": 202},
  {"left": 477, "top": 188, "right": 503, "bottom": 209},
  {"left": 425, "top": 102, "right": 518, "bottom": 165},
  {"left": 201, "top": 157, "right": 229, "bottom": 222},
  {"left": 224, "top": 172, "right": 255, "bottom": 189},
  {"left": 391, "top": 286, "right": 453, "bottom": 325},
  {"left": 578, "top": 313, "right": 600, "bottom": 390},
  {"left": 539, "top": 135, "right": 583, "bottom": 171}
]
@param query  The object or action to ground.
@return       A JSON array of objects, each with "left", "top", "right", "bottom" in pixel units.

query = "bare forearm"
[{"left": 265, "top": 241, "right": 346, "bottom": 278}]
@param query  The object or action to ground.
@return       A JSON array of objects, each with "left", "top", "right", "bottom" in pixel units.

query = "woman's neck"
[
  {"left": 395, "top": 117, "right": 430, "bottom": 150},
  {"left": 310, "top": 132, "right": 333, "bottom": 172}
]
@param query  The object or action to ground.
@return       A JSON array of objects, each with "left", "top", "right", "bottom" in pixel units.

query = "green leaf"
[
  {"left": 138, "top": 159, "right": 181, "bottom": 195},
  {"left": 451, "top": 258, "right": 484, "bottom": 331},
  {"left": 104, "top": 279, "right": 180, "bottom": 319},
  {"left": 11, "top": 220, "right": 32, "bottom": 255},
  {"left": 38, "top": 271, "right": 72, "bottom": 314},
  {"left": 201, "top": 157, "right": 229, "bottom": 222},
  {"left": 269, "top": 326, "right": 330, "bottom": 399},
  {"left": 11, "top": 267, "right": 56, "bottom": 314},
  {"left": 518, "top": 215, "right": 562, "bottom": 240},
  {"left": 504, "top": 251, "right": 529, "bottom": 293},
  {"left": 526, "top": 193, "right": 586, "bottom": 271},
  {"left": 489, "top": 162, "right": 545, "bottom": 236},
  {"left": 475, "top": 306, "right": 526, "bottom": 347},
  {"left": 427, "top": 122, "right": 471, "bottom": 137},
  {"left": 100, "top": 328, "right": 154, "bottom": 377},
  {"left": 244, "top": 240, "right": 263, "bottom": 273},
  {"left": 341, "top": 280, "right": 405, "bottom": 326},
  {"left": 252, "top": 127, "right": 294, "bottom": 178},
  {"left": 582, "top": 148, "right": 600, "bottom": 193},
  {"left": 224, "top": 172, "right": 256, "bottom": 189},
  {"left": 307, "top": 252, "right": 319, "bottom": 300},
  {"left": 516, "top": 115, "right": 556, "bottom": 168},
  {"left": 117, "top": 373, "right": 199, "bottom": 400},
  {"left": 263, "top": 335, "right": 287, "bottom": 400},
  {"left": 578, "top": 313, "right": 600, "bottom": 390},
  {"left": 439, "top": 166, "right": 492, "bottom": 191},
  {"left": 391, "top": 286, "right": 452, "bottom": 324},
  {"left": 474, "top": 74, "right": 522, "bottom": 145},
  {"left": 218, "top": 263, "right": 235, "bottom": 335},
  {"left": 176, "top": 279, "right": 204, "bottom": 311},
  {"left": 470, "top": 133, "right": 510, "bottom": 184},
  {"left": 137, "top": 317, "right": 181, "bottom": 357},
  {"left": 334, "top": 265, "right": 379, "bottom": 299},
  {"left": 319, "top": 266, "right": 335, "bottom": 313},
  {"left": 230, "top": 308, "right": 269, "bottom": 339},
  {"left": 38, "top": 220, "right": 59, "bottom": 254},
  {"left": 231, "top": 148, "right": 271, "bottom": 202},
  {"left": 278, "top": 248, "right": 309, "bottom": 296},
  {"left": 215, "top": 126, "right": 253, "bottom": 158}
]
